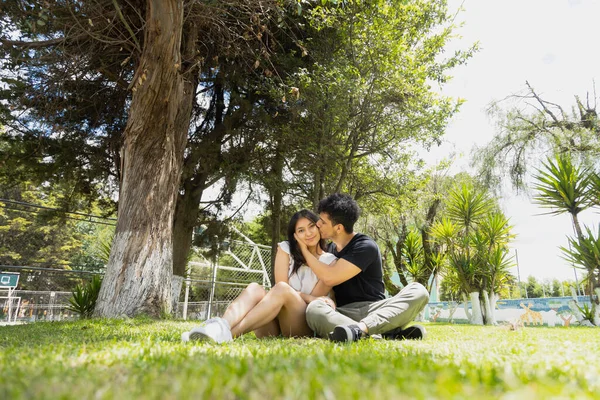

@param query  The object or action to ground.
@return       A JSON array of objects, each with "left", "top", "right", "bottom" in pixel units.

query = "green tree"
[
  {"left": 474, "top": 81, "right": 599, "bottom": 190},
  {"left": 525, "top": 276, "right": 543, "bottom": 298},
  {"left": 286, "top": 0, "right": 475, "bottom": 208},
  {"left": 366, "top": 169, "right": 449, "bottom": 296},
  {"left": 1, "top": 0, "right": 303, "bottom": 317},
  {"left": 431, "top": 182, "right": 515, "bottom": 325},
  {"left": 0, "top": 185, "right": 79, "bottom": 268},
  {"left": 533, "top": 154, "right": 600, "bottom": 324}
]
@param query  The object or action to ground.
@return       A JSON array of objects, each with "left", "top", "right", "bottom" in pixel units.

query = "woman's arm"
[
  {"left": 297, "top": 280, "right": 333, "bottom": 305},
  {"left": 274, "top": 245, "right": 290, "bottom": 284},
  {"left": 309, "top": 280, "right": 331, "bottom": 298}
]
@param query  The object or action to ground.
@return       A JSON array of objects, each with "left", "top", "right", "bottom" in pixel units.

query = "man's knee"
[
  {"left": 402, "top": 282, "right": 429, "bottom": 303},
  {"left": 305, "top": 300, "right": 328, "bottom": 326},
  {"left": 413, "top": 282, "right": 430, "bottom": 303}
]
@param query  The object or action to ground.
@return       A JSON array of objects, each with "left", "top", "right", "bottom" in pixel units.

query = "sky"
[{"left": 425, "top": 0, "right": 600, "bottom": 282}]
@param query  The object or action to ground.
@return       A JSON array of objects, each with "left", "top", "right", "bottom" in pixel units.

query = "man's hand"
[
  {"left": 313, "top": 296, "right": 336, "bottom": 310},
  {"left": 294, "top": 233, "right": 309, "bottom": 252}
]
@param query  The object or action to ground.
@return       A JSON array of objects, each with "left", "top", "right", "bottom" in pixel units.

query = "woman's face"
[{"left": 295, "top": 217, "right": 320, "bottom": 247}]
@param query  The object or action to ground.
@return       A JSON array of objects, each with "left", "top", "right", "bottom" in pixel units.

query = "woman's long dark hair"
[{"left": 287, "top": 209, "right": 327, "bottom": 275}]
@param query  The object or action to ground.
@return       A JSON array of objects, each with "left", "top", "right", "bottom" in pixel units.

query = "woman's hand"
[{"left": 294, "top": 233, "right": 309, "bottom": 252}]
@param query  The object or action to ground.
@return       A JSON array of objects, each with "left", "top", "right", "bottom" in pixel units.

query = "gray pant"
[{"left": 305, "top": 282, "right": 429, "bottom": 337}]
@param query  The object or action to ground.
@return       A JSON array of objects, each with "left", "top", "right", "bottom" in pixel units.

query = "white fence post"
[{"left": 183, "top": 269, "right": 190, "bottom": 320}]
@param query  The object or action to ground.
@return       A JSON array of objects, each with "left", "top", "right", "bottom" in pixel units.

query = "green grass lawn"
[{"left": 0, "top": 319, "right": 598, "bottom": 399}]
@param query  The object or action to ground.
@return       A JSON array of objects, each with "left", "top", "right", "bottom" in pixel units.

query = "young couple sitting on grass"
[{"left": 181, "top": 193, "right": 429, "bottom": 343}]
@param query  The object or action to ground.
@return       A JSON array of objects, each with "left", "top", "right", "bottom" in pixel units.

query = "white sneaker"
[
  {"left": 181, "top": 331, "right": 190, "bottom": 342},
  {"left": 186, "top": 317, "right": 233, "bottom": 343}
]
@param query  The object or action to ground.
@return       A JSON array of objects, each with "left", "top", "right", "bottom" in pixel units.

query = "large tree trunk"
[{"left": 95, "top": 0, "right": 186, "bottom": 317}]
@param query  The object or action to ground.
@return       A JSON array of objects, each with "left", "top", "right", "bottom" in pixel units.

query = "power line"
[
  {"left": 0, "top": 264, "right": 104, "bottom": 275},
  {"left": 0, "top": 198, "right": 117, "bottom": 226}
]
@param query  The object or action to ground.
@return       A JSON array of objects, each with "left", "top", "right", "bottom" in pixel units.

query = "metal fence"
[
  {"left": 0, "top": 265, "right": 100, "bottom": 323},
  {"left": 1, "top": 232, "right": 273, "bottom": 323},
  {"left": 176, "top": 237, "right": 273, "bottom": 320}
]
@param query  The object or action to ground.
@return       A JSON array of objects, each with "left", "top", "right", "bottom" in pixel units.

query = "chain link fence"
[
  {"left": 176, "top": 238, "right": 273, "bottom": 320},
  {"left": 1, "top": 265, "right": 101, "bottom": 323},
  {"left": 2, "top": 234, "right": 273, "bottom": 323}
]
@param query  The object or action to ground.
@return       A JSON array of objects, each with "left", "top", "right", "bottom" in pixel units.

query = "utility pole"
[
  {"left": 515, "top": 248, "right": 527, "bottom": 298},
  {"left": 568, "top": 241, "right": 582, "bottom": 297}
]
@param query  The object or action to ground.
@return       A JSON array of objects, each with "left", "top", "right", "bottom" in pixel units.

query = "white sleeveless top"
[{"left": 278, "top": 241, "right": 337, "bottom": 294}]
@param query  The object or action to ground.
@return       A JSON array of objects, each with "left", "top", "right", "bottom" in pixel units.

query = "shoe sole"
[
  {"left": 329, "top": 325, "right": 354, "bottom": 342},
  {"left": 401, "top": 325, "right": 426, "bottom": 340},
  {"left": 188, "top": 330, "right": 215, "bottom": 342}
]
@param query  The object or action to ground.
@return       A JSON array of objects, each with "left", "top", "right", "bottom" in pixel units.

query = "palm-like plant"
[
  {"left": 446, "top": 183, "right": 494, "bottom": 231},
  {"left": 533, "top": 154, "right": 593, "bottom": 239},
  {"left": 561, "top": 225, "right": 600, "bottom": 303},
  {"left": 533, "top": 154, "right": 599, "bottom": 325},
  {"left": 431, "top": 183, "right": 515, "bottom": 325},
  {"left": 402, "top": 229, "right": 427, "bottom": 284},
  {"left": 588, "top": 172, "right": 600, "bottom": 208}
]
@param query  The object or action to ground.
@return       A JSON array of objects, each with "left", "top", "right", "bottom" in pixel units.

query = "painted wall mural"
[{"left": 427, "top": 296, "right": 593, "bottom": 326}]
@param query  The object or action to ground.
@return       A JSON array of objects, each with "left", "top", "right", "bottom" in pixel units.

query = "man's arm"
[{"left": 295, "top": 239, "right": 361, "bottom": 286}]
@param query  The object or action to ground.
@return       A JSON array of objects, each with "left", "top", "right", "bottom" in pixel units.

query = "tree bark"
[
  {"left": 482, "top": 289, "right": 493, "bottom": 325},
  {"left": 421, "top": 198, "right": 440, "bottom": 292},
  {"left": 172, "top": 182, "right": 204, "bottom": 277},
  {"left": 95, "top": 0, "right": 186, "bottom": 317},
  {"left": 382, "top": 247, "right": 401, "bottom": 296},
  {"left": 269, "top": 138, "right": 285, "bottom": 274},
  {"left": 388, "top": 219, "right": 409, "bottom": 287},
  {"left": 171, "top": 20, "right": 201, "bottom": 279}
]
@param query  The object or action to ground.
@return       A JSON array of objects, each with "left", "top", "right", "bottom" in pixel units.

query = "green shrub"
[
  {"left": 67, "top": 275, "right": 102, "bottom": 318},
  {"left": 576, "top": 302, "right": 595, "bottom": 322}
]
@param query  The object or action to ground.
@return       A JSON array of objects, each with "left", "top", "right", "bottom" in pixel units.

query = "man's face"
[{"left": 317, "top": 212, "right": 337, "bottom": 240}]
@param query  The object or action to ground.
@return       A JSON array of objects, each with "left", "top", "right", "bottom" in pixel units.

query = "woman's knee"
[
  {"left": 245, "top": 282, "right": 266, "bottom": 301},
  {"left": 271, "top": 281, "right": 294, "bottom": 294}
]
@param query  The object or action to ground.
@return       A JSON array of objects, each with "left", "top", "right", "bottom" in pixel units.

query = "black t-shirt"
[{"left": 328, "top": 233, "right": 385, "bottom": 307}]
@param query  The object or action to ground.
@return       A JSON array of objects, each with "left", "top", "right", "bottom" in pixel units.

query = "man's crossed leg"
[{"left": 306, "top": 282, "right": 430, "bottom": 342}]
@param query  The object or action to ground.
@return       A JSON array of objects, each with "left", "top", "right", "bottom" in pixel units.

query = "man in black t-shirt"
[{"left": 297, "top": 193, "right": 430, "bottom": 342}]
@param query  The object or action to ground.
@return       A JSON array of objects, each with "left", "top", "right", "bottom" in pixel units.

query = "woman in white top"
[{"left": 183, "top": 209, "right": 337, "bottom": 342}]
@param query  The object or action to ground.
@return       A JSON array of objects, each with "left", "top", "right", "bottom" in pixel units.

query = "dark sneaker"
[
  {"left": 383, "top": 324, "right": 426, "bottom": 340},
  {"left": 328, "top": 324, "right": 365, "bottom": 342}
]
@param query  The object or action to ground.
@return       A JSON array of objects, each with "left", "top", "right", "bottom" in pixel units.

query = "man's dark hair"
[{"left": 317, "top": 193, "right": 361, "bottom": 233}]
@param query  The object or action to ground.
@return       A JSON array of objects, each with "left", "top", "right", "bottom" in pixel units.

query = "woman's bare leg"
[
  {"left": 254, "top": 319, "right": 281, "bottom": 338},
  {"left": 231, "top": 282, "right": 312, "bottom": 338},
  {"left": 277, "top": 300, "right": 312, "bottom": 338},
  {"left": 221, "top": 282, "right": 266, "bottom": 330}
]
